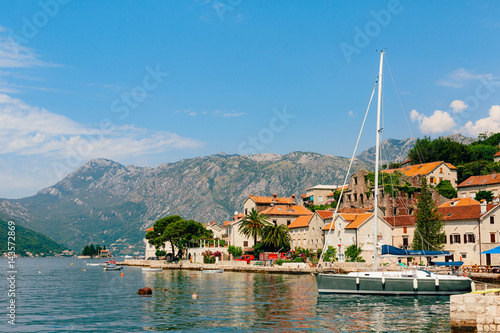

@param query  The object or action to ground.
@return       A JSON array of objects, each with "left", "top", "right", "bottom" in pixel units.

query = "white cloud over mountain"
[
  {"left": 461, "top": 105, "right": 500, "bottom": 137},
  {"left": 410, "top": 109, "right": 456, "bottom": 134}
]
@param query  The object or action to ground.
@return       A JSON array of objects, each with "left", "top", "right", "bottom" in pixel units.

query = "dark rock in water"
[{"left": 137, "top": 287, "right": 152, "bottom": 295}]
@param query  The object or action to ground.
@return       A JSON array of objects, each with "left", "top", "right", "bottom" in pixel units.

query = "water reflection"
[{"left": 0, "top": 258, "right": 469, "bottom": 332}]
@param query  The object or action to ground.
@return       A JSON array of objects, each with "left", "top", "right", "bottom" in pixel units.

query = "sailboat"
[{"left": 316, "top": 51, "right": 473, "bottom": 295}]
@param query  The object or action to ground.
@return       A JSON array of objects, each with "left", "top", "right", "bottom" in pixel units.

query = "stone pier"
[{"left": 451, "top": 291, "right": 500, "bottom": 332}]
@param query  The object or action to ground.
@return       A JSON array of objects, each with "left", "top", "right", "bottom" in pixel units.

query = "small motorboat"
[
  {"left": 102, "top": 264, "right": 122, "bottom": 271},
  {"left": 201, "top": 269, "right": 224, "bottom": 274},
  {"left": 85, "top": 261, "right": 103, "bottom": 266},
  {"left": 142, "top": 267, "right": 162, "bottom": 272}
]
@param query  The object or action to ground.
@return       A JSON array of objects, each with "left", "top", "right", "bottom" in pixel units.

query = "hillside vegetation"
[
  {"left": 0, "top": 217, "right": 67, "bottom": 256},
  {"left": 408, "top": 133, "right": 500, "bottom": 183}
]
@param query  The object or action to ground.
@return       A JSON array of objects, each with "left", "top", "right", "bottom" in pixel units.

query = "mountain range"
[{"left": 0, "top": 136, "right": 452, "bottom": 254}]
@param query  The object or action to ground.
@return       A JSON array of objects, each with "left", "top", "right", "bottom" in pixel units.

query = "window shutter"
[
  {"left": 464, "top": 234, "right": 467, "bottom": 244},
  {"left": 450, "top": 235, "right": 453, "bottom": 244}
]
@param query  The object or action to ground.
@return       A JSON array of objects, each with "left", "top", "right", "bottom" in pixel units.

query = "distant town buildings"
[{"left": 143, "top": 166, "right": 500, "bottom": 266}]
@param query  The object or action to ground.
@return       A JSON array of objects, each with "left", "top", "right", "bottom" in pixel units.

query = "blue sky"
[{"left": 0, "top": 0, "right": 500, "bottom": 198}]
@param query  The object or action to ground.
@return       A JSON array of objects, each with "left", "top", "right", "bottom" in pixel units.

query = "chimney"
[
  {"left": 291, "top": 194, "right": 296, "bottom": 202},
  {"left": 480, "top": 199, "right": 487, "bottom": 214},
  {"left": 272, "top": 193, "right": 277, "bottom": 200}
]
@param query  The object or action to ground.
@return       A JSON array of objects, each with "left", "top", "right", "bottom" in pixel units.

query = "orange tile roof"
[
  {"left": 145, "top": 226, "right": 154, "bottom": 232},
  {"left": 248, "top": 194, "right": 294, "bottom": 204},
  {"left": 345, "top": 213, "right": 373, "bottom": 229},
  {"left": 383, "top": 215, "right": 416, "bottom": 227},
  {"left": 233, "top": 213, "right": 244, "bottom": 221},
  {"left": 439, "top": 205, "right": 481, "bottom": 221},
  {"left": 383, "top": 161, "right": 456, "bottom": 177},
  {"left": 322, "top": 221, "right": 335, "bottom": 231},
  {"left": 457, "top": 173, "right": 500, "bottom": 188},
  {"left": 339, "top": 213, "right": 357, "bottom": 222},
  {"left": 338, "top": 207, "right": 366, "bottom": 214},
  {"left": 495, "top": 151, "right": 500, "bottom": 157},
  {"left": 223, "top": 221, "right": 232, "bottom": 226},
  {"left": 317, "top": 210, "right": 334, "bottom": 219},
  {"left": 301, "top": 194, "right": 308, "bottom": 198},
  {"left": 260, "top": 205, "right": 313, "bottom": 216},
  {"left": 288, "top": 215, "right": 313, "bottom": 229},
  {"left": 439, "top": 197, "right": 479, "bottom": 208},
  {"left": 326, "top": 192, "right": 334, "bottom": 197}
]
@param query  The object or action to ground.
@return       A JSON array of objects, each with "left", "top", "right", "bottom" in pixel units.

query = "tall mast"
[{"left": 374, "top": 50, "right": 384, "bottom": 271}]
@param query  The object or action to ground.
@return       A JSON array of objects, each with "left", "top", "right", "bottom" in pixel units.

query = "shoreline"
[{"left": 118, "top": 259, "right": 500, "bottom": 283}]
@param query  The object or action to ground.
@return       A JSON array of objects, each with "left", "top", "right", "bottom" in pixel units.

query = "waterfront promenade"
[{"left": 120, "top": 259, "right": 500, "bottom": 283}]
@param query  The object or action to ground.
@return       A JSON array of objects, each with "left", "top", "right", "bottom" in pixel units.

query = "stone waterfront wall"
[{"left": 451, "top": 292, "right": 500, "bottom": 332}]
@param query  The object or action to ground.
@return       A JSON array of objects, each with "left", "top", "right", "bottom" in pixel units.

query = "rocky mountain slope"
[{"left": 0, "top": 138, "right": 435, "bottom": 254}]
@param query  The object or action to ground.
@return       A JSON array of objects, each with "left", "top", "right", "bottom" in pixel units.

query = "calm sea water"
[{"left": 0, "top": 257, "right": 455, "bottom": 332}]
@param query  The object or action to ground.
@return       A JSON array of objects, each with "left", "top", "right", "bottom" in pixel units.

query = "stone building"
[{"left": 340, "top": 169, "right": 447, "bottom": 217}]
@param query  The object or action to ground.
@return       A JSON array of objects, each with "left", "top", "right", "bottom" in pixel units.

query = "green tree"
[
  {"left": 260, "top": 224, "right": 291, "bottom": 252},
  {"left": 434, "top": 180, "right": 457, "bottom": 199},
  {"left": 412, "top": 177, "right": 446, "bottom": 251},
  {"left": 145, "top": 215, "right": 211, "bottom": 258},
  {"left": 238, "top": 209, "right": 271, "bottom": 246},
  {"left": 322, "top": 246, "right": 337, "bottom": 262},
  {"left": 228, "top": 245, "right": 243, "bottom": 258},
  {"left": 345, "top": 245, "right": 364, "bottom": 262},
  {"left": 475, "top": 190, "right": 494, "bottom": 203}
]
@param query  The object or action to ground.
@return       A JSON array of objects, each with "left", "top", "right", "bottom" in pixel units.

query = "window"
[
  {"left": 403, "top": 227, "right": 407, "bottom": 234},
  {"left": 393, "top": 207, "right": 398, "bottom": 215},
  {"left": 440, "top": 167, "right": 443, "bottom": 173},
  {"left": 461, "top": 253, "right": 467, "bottom": 259},
  {"left": 287, "top": 220, "right": 291, "bottom": 226},
  {"left": 491, "top": 233, "right": 496, "bottom": 243},
  {"left": 403, "top": 236, "right": 409, "bottom": 248},
  {"left": 491, "top": 216, "right": 495, "bottom": 224},
  {"left": 354, "top": 194, "right": 357, "bottom": 201},
  {"left": 464, "top": 234, "right": 475, "bottom": 244},
  {"left": 354, "top": 177, "right": 358, "bottom": 185},
  {"left": 245, "top": 208, "right": 248, "bottom": 215},
  {"left": 461, "top": 193, "right": 466, "bottom": 198},
  {"left": 409, "top": 208, "right": 413, "bottom": 215},
  {"left": 347, "top": 194, "right": 352, "bottom": 202},
  {"left": 450, "top": 234, "right": 461, "bottom": 244},
  {"left": 318, "top": 196, "right": 323, "bottom": 202},
  {"left": 243, "top": 241, "right": 248, "bottom": 247}
]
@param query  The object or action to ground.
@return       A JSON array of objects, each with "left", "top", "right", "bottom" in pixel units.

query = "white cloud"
[
  {"left": 348, "top": 110, "right": 355, "bottom": 117},
  {"left": 0, "top": 33, "right": 57, "bottom": 68},
  {"left": 410, "top": 109, "right": 456, "bottom": 134},
  {"left": 221, "top": 112, "right": 246, "bottom": 118},
  {"left": 450, "top": 100, "right": 468, "bottom": 114},
  {"left": 461, "top": 105, "right": 500, "bottom": 137},
  {"left": 0, "top": 93, "right": 203, "bottom": 160},
  {"left": 437, "top": 68, "right": 498, "bottom": 88}
]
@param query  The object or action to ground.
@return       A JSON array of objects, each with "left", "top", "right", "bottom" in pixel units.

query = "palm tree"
[
  {"left": 238, "top": 209, "right": 271, "bottom": 246},
  {"left": 261, "top": 224, "right": 291, "bottom": 252}
]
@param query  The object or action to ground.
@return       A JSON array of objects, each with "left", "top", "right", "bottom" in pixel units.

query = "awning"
[
  {"left": 480, "top": 245, "right": 500, "bottom": 254},
  {"left": 381, "top": 245, "right": 450, "bottom": 257},
  {"left": 431, "top": 261, "right": 464, "bottom": 267}
]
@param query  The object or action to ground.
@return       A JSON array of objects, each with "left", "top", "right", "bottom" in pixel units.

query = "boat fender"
[
  {"left": 381, "top": 276, "right": 385, "bottom": 285},
  {"left": 121, "top": 272, "right": 124, "bottom": 277},
  {"left": 471, "top": 281, "right": 476, "bottom": 292},
  {"left": 356, "top": 277, "right": 360, "bottom": 285},
  {"left": 435, "top": 278, "right": 439, "bottom": 287},
  {"left": 413, "top": 278, "right": 418, "bottom": 290}
]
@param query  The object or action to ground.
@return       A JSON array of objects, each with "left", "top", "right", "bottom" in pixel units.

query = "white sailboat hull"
[{"left": 317, "top": 271, "right": 473, "bottom": 295}]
